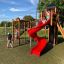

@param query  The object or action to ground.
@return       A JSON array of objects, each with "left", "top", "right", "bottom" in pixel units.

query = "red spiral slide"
[{"left": 28, "top": 19, "right": 50, "bottom": 57}]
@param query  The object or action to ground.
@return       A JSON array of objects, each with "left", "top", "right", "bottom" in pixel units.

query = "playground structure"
[
  {"left": 47, "top": 5, "right": 58, "bottom": 46},
  {"left": 12, "top": 18, "right": 36, "bottom": 47},
  {"left": 27, "top": 4, "right": 64, "bottom": 56},
  {"left": 11, "top": 4, "right": 64, "bottom": 57},
  {"left": 47, "top": 5, "right": 64, "bottom": 45}
]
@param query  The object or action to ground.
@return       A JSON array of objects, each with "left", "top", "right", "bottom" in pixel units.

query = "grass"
[{"left": 0, "top": 27, "right": 64, "bottom": 64}]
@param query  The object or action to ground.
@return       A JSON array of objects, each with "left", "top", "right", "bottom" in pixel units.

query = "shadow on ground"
[
  {"left": 40, "top": 36, "right": 64, "bottom": 56},
  {"left": 40, "top": 42, "right": 53, "bottom": 56},
  {"left": 58, "top": 37, "right": 64, "bottom": 44},
  {"left": 14, "top": 42, "right": 29, "bottom": 48},
  {"left": 13, "top": 39, "right": 30, "bottom": 48}
]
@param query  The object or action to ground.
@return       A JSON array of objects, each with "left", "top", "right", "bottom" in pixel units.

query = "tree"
[
  {"left": 0, "top": 21, "right": 12, "bottom": 27},
  {"left": 0, "top": 21, "right": 7, "bottom": 27},
  {"left": 38, "top": 0, "right": 64, "bottom": 26},
  {"left": 23, "top": 15, "right": 35, "bottom": 21},
  {"left": 7, "top": 22, "right": 12, "bottom": 27},
  {"left": 38, "top": 0, "right": 64, "bottom": 12}
]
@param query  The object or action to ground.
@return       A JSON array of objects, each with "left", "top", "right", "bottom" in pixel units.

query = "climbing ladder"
[{"left": 57, "top": 23, "right": 64, "bottom": 38}]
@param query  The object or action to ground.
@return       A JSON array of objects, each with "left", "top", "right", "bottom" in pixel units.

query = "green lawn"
[{"left": 0, "top": 27, "right": 64, "bottom": 64}]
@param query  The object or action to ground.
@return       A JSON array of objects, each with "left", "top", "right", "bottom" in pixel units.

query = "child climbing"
[{"left": 45, "top": 9, "right": 50, "bottom": 20}]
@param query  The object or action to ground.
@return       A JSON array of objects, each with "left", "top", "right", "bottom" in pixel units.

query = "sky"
[{"left": 0, "top": 0, "right": 39, "bottom": 21}]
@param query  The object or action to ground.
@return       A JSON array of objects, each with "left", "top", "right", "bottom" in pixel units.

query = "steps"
[{"left": 57, "top": 23, "right": 64, "bottom": 38}]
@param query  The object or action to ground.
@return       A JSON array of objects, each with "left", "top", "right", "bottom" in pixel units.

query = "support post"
[
  {"left": 18, "top": 20, "right": 20, "bottom": 46},
  {"left": 12, "top": 19, "right": 14, "bottom": 44},
  {"left": 29, "top": 21, "right": 32, "bottom": 48},
  {"left": 49, "top": 9, "right": 54, "bottom": 46},
  {"left": 24, "top": 21, "right": 26, "bottom": 43},
  {"left": 5, "top": 23, "right": 6, "bottom": 36}
]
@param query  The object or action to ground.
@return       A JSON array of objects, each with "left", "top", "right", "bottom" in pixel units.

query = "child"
[
  {"left": 7, "top": 33, "right": 13, "bottom": 48},
  {"left": 45, "top": 10, "right": 50, "bottom": 20},
  {"left": 42, "top": 16, "right": 47, "bottom": 24},
  {"left": 40, "top": 11, "right": 47, "bottom": 24}
]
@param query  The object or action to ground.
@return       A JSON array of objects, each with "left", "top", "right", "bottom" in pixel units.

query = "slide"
[
  {"left": 31, "top": 38, "right": 47, "bottom": 57},
  {"left": 28, "top": 19, "right": 50, "bottom": 56},
  {"left": 57, "top": 23, "right": 64, "bottom": 38}
]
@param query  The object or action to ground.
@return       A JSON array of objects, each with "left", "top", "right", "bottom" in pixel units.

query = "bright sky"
[{"left": 0, "top": 0, "right": 39, "bottom": 21}]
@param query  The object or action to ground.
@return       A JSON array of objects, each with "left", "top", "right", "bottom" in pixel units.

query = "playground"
[
  {"left": 0, "top": 1, "right": 64, "bottom": 64},
  {"left": 0, "top": 26, "right": 64, "bottom": 64}
]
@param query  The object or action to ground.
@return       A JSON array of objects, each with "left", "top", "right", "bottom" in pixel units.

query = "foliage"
[
  {"left": 23, "top": 15, "right": 35, "bottom": 21},
  {"left": 38, "top": 0, "right": 64, "bottom": 12},
  {"left": 7, "top": 22, "right": 12, "bottom": 27},
  {"left": 38, "top": 2, "right": 45, "bottom": 12},
  {"left": 0, "top": 21, "right": 12, "bottom": 27},
  {"left": 0, "top": 21, "right": 7, "bottom": 27},
  {"left": 38, "top": 0, "right": 64, "bottom": 26}
]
